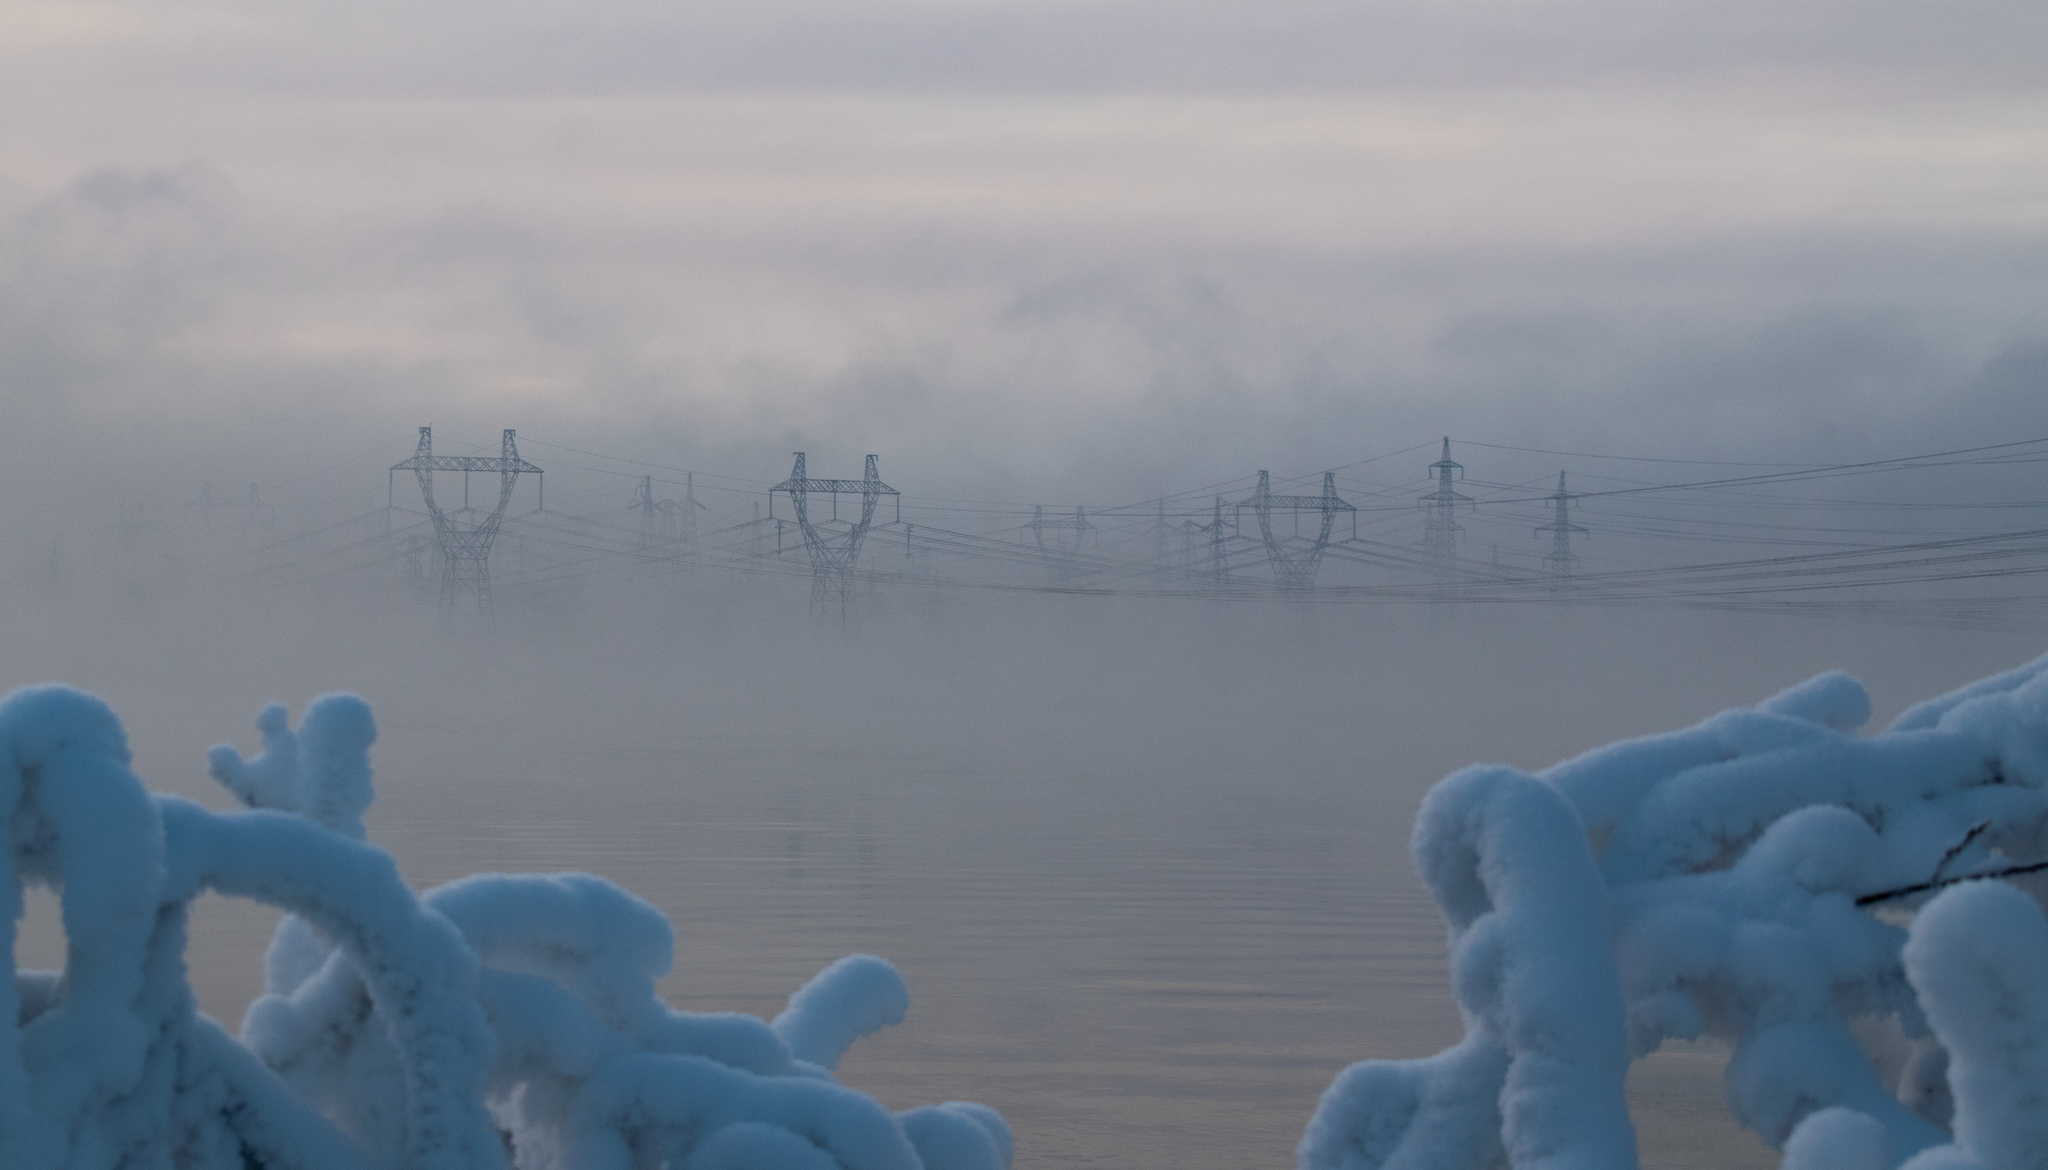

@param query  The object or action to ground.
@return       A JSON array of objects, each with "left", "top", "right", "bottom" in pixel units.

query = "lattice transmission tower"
[
  {"left": 1235, "top": 470, "right": 1354, "bottom": 590},
  {"left": 389, "top": 427, "right": 543, "bottom": 612},
  {"left": 632, "top": 475, "right": 665, "bottom": 553},
  {"left": 1151, "top": 500, "right": 1173, "bottom": 565},
  {"left": 1419, "top": 437, "right": 1474, "bottom": 580},
  {"left": 1028, "top": 505, "right": 1094, "bottom": 581},
  {"left": 1194, "top": 496, "right": 1231, "bottom": 584},
  {"left": 675, "top": 474, "right": 707, "bottom": 557},
  {"left": 770, "top": 453, "right": 899, "bottom": 615},
  {"left": 1534, "top": 470, "right": 1588, "bottom": 581},
  {"left": 189, "top": 482, "right": 221, "bottom": 533},
  {"left": 630, "top": 473, "right": 710, "bottom": 563}
]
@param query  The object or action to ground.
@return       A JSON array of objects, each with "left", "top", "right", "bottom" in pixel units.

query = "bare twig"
[
  {"left": 1857, "top": 857, "right": 2048, "bottom": 907},
  {"left": 1933, "top": 819, "right": 1993, "bottom": 881}
]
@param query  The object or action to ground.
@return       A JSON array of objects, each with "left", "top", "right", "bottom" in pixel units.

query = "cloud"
[
  {"left": 0, "top": 0, "right": 2040, "bottom": 523},
  {"left": 24, "top": 0, "right": 2048, "bottom": 100}
]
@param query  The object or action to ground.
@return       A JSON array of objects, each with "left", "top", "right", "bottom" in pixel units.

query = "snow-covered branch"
[
  {"left": 1303, "top": 654, "right": 2048, "bottom": 1170},
  {"left": 0, "top": 686, "right": 1008, "bottom": 1170}
]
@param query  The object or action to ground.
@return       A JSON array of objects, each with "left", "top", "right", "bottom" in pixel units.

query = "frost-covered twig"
[
  {"left": 1934, "top": 820, "right": 1994, "bottom": 881},
  {"left": 1857, "top": 856, "right": 2048, "bottom": 908}
]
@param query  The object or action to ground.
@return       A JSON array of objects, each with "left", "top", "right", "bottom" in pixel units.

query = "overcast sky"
[{"left": 2, "top": 0, "right": 2044, "bottom": 518}]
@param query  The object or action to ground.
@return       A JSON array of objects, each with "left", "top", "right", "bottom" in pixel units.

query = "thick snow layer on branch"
[
  {"left": 1300, "top": 767, "right": 1636, "bottom": 1170},
  {"left": 1896, "top": 881, "right": 2048, "bottom": 1170},
  {"left": 1783, "top": 1108, "right": 1888, "bottom": 1170},
  {"left": 774, "top": 956, "right": 911, "bottom": 1074},
  {"left": 1304, "top": 651, "right": 2048, "bottom": 1170},
  {"left": 0, "top": 685, "right": 1005, "bottom": 1170}
]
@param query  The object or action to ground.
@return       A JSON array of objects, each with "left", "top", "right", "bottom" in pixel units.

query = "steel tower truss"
[
  {"left": 1535, "top": 470, "right": 1588, "bottom": 579},
  {"left": 1235, "top": 470, "right": 1354, "bottom": 589},
  {"left": 1028, "top": 505, "right": 1095, "bottom": 580},
  {"left": 1191, "top": 496, "right": 1231, "bottom": 583},
  {"left": 1028, "top": 505, "right": 1094, "bottom": 549},
  {"left": 631, "top": 473, "right": 709, "bottom": 559},
  {"left": 1419, "top": 437, "right": 1474, "bottom": 579},
  {"left": 770, "top": 453, "right": 899, "bottom": 613},
  {"left": 390, "top": 427, "right": 543, "bottom": 612}
]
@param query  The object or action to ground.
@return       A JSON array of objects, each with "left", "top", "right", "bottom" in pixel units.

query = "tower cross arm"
[
  {"left": 1257, "top": 494, "right": 1356, "bottom": 511},
  {"left": 391, "top": 455, "right": 543, "bottom": 474},
  {"left": 770, "top": 477, "right": 899, "bottom": 495},
  {"left": 1232, "top": 470, "right": 1354, "bottom": 512}
]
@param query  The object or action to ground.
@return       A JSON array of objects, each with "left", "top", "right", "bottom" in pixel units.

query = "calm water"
[{"left": 16, "top": 588, "right": 2033, "bottom": 1169}]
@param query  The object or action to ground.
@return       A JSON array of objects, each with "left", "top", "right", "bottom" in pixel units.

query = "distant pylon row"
[
  {"left": 1420, "top": 437, "right": 1585, "bottom": 585},
  {"left": 381, "top": 430, "right": 1588, "bottom": 614}
]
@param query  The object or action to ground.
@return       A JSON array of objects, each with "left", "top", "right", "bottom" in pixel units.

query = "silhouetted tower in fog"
[
  {"left": 632, "top": 475, "right": 663, "bottom": 553},
  {"left": 1419, "top": 437, "right": 1473, "bottom": 580},
  {"left": 632, "top": 473, "right": 709, "bottom": 564},
  {"left": 1535, "top": 470, "right": 1588, "bottom": 580},
  {"left": 242, "top": 485, "right": 272, "bottom": 537},
  {"left": 1029, "top": 505, "right": 1093, "bottom": 548},
  {"left": 390, "top": 427, "right": 543, "bottom": 613},
  {"left": 1234, "top": 470, "right": 1353, "bottom": 590},
  {"left": 401, "top": 534, "right": 431, "bottom": 590},
  {"left": 770, "top": 453, "right": 899, "bottom": 616},
  {"left": 1029, "top": 504, "right": 1093, "bottom": 581},
  {"left": 190, "top": 482, "right": 217, "bottom": 533},
  {"left": 1203, "top": 496, "right": 1229, "bottom": 583},
  {"left": 676, "top": 473, "right": 707, "bottom": 557}
]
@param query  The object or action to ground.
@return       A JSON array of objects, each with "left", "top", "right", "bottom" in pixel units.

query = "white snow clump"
[
  {"left": 0, "top": 685, "right": 1008, "bottom": 1170},
  {"left": 1301, "top": 653, "right": 2048, "bottom": 1170}
]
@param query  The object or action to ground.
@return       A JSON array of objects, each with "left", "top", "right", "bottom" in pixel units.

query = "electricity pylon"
[
  {"left": 1535, "top": 470, "right": 1588, "bottom": 580},
  {"left": 1029, "top": 505, "right": 1093, "bottom": 547},
  {"left": 1234, "top": 470, "right": 1354, "bottom": 589},
  {"left": 389, "top": 427, "right": 543, "bottom": 612},
  {"left": 400, "top": 534, "right": 431, "bottom": 590},
  {"left": 770, "top": 453, "right": 899, "bottom": 615},
  {"left": 632, "top": 475, "right": 665, "bottom": 554},
  {"left": 190, "top": 482, "right": 218, "bottom": 533},
  {"left": 630, "top": 473, "right": 710, "bottom": 562},
  {"left": 242, "top": 485, "right": 274, "bottom": 538},
  {"left": 675, "top": 473, "right": 707, "bottom": 557},
  {"left": 1197, "top": 496, "right": 1231, "bottom": 583},
  {"left": 1028, "top": 505, "right": 1094, "bottom": 581},
  {"left": 1419, "top": 437, "right": 1474, "bottom": 580}
]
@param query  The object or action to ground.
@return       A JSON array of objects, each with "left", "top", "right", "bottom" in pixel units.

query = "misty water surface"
[{"left": 11, "top": 581, "right": 2039, "bottom": 1169}]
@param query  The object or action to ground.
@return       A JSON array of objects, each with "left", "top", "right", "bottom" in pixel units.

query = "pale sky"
[{"left": 2, "top": 0, "right": 2044, "bottom": 512}]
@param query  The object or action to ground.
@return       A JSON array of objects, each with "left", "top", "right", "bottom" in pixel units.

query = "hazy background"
[
  {"left": 1, "top": 0, "right": 2045, "bottom": 523},
  {"left": 4, "top": 1, "right": 2047, "bottom": 1167}
]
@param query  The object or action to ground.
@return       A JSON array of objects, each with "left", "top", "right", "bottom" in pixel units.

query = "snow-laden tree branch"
[
  {"left": 1302, "top": 653, "right": 2048, "bottom": 1170},
  {"left": 0, "top": 686, "right": 1009, "bottom": 1170}
]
